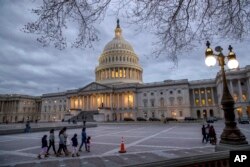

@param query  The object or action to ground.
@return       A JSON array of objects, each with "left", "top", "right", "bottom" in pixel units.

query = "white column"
[
  {"left": 117, "top": 93, "right": 120, "bottom": 109},
  {"left": 78, "top": 96, "right": 80, "bottom": 109},
  {"left": 205, "top": 88, "right": 208, "bottom": 106},
  {"left": 230, "top": 80, "right": 234, "bottom": 95},
  {"left": 198, "top": 89, "right": 201, "bottom": 106},
  {"left": 86, "top": 96, "right": 89, "bottom": 110},
  {"left": 211, "top": 88, "right": 215, "bottom": 105},
  {"left": 248, "top": 78, "right": 250, "bottom": 101},
  {"left": 238, "top": 79, "right": 243, "bottom": 102},
  {"left": 192, "top": 89, "right": 195, "bottom": 105},
  {"left": 133, "top": 92, "right": 136, "bottom": 109}
]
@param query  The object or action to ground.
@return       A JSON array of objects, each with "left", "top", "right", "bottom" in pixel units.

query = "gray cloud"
[{"left": 0, "top": 0, "right": 249, "bottom": 96}]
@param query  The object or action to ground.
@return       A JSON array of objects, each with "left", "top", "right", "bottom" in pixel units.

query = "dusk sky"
[{"left": 0, "top": 0, "right": 250, "bottom": 96}]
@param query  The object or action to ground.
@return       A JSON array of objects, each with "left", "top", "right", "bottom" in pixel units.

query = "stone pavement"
[{"left": 0, "top": 121, "right": 250, "bottom": 166}]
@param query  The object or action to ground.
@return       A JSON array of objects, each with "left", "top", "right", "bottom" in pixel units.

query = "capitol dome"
[{"left": 95, "top": 19, "right": 143, "bottom": 84}]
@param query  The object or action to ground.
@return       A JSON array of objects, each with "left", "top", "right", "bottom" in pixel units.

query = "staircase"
[{"left": 68, "top": 110, "right": 99, "bottom": 122}]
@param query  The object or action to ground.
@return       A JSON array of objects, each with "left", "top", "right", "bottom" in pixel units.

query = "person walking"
[
  {"left": 209, "top": 125, "right": 217, "bottom": 145},
  {"left": 205, "top": 124, "right": 210, "bottom": 143},
  {"left": 71, "top": 134, "right": 80, "bottom": 157},
  {"left": 62, "top": 127, "right": 70, "bottom": 154},
  {"left": 79, "top": 127, "right": 87, "bottom": 152},
  {"left": 57, "top": 129, "right": 68, "bottom": 156},
  {"left": 86, "top": 136, "right": 91, "bottom": 152},
  {"left": 38, "top": 135, "right": 48, "bottom": 159},
  {"left": 47, "top": 129, "right": 56, "bottom": 155},
  {"left": 201, "top": 125, "right": 206, "bottom": 143}
]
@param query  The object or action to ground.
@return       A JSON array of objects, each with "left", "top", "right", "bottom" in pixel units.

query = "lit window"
[
  {"left": 242, "top": 94, "right": 247, "bottom": 102},
  {"left": 201, "top": 91, "right": 204, "bottom": 94},
  {"left": 202, "top": 99, "right": 206, "bottom": 105},
  {"left": 195, "top": 99, "right": 199, "bottom": 105},
  {"left": 119, "top": 69, "right": 123, "bottom": 78},
  {"left": 115, "top": 70, "right": 119, "bottom": 78}
]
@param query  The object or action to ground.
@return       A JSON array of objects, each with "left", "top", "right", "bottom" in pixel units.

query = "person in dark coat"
[
  {"left": 47, "top": 129, "right": 56, "bottom": 155},
  {"left": 79, "top": 127, "right": 87, "bottom": 152},
  {"left": 201, "top": 125, "right": 206, "bottom": 143},
  {"left": 71, "top": 134, "right": 79, "bottom": 157},
  {"left": 209, "top": 125, "right": 217, "bottom": 145},
  {"left": 38, "top": 135, "right": 48, "bottom": 159},
  {"left": 205, "top": 124, "right": 210, "bottom": 143},
  {"left": 56, "top": 128, "right": 68, "bottom": 156}
]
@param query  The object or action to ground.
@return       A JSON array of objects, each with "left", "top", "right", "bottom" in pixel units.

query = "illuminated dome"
[{"left": 95, "top": 19, "right": 143, "bottom": 84}]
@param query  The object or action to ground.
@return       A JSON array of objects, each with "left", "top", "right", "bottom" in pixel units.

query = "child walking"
[
  {"left": 38, "top": 135, "right": 48, "bottom": 159},
  {"left": 71, "top": 133, "right": 80, "bottom": 157},
  {"left": 86, "top": 136, "right": 91, "bottom": 152}
]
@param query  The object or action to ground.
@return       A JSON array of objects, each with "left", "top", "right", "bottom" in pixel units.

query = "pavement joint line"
[
  {"left": 135, "top": 144, "right": 182, "bottom": 149},
  {"left": 153, "top": 136, "right": 201, "bottom": 140},
  {"left": 0, "top": 139, "right": 20, "bottom": 143},
  {"left": 102, "top": 126, "right": 176, "bottom": 155},
  {"left": 0, "top": 150, "right": 37, "bottom": 158},
  {"left": 16, "top": 146, "right": 41, "bottom": 152},
  {"left": 92, "top": 142, "right": 120, "bottom": 146},
  {"left": 94, "top": 127, "right": 146, "bottom": 138}
]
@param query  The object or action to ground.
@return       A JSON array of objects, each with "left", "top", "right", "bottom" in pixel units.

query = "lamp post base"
[{"left": 215, "top": 143, "right": 250, "bottom": 152}]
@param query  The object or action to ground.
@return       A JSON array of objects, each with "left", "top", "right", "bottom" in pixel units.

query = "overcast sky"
[{"left": 0, "top": 0, "right": 249, "bottom": 96}]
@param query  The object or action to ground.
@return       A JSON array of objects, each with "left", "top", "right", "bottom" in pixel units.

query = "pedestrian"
[
  {"left": 47, "top": 129, "right": 56, "bottom": 155},
  {"left": 79, "top": 127, "right": 87, "bottom": 152},
  {"left": 209, "top": 125, "right": 217, "bottom": 145},
  {"left": 201, "top": 125, "right": 206, "bottom": 143},
  {"left": 205, "top": 124, "right": 210, "bottom": 143},
  {"left": 62, "top": 127, "right": 70, "bottom": 154},
  {"left": 71, "top": 134, "right": 80, "bottom": 157},
  {"left": 86, "top": 136, "right": 91, "bottom": 152},
  {"left": 56, "top": 129, "right": 68, "bottom": 156},
  {"left": 24, "top": 121, "right": 31, "bottom": 133},
  {"left": 38, "top": 135, "right": 48, "bottom": 159}
]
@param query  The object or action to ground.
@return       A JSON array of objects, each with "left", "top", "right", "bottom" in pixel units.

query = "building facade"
[
  {"left": 0, "top": 21, "right": 250, "bottom": 123},
  {"left": 0, "top": 94, "right": 41, "bottom": 123}
]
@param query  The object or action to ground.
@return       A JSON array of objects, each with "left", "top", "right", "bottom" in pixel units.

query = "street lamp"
[{"left": 205, "top": 41, "right": 248, "bottom": 151}]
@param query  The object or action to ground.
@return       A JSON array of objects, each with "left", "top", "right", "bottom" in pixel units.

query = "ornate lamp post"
[{"left": 205, "top": 41, "right": 248, "bottom": 151}]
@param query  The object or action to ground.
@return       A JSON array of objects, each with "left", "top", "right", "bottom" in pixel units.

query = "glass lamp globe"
[
  {"left": 205, "top": 55, "right": 216, "bottom": 67},
  {"left": 227, "top": 59, "right": 239, "bottom": 69}
]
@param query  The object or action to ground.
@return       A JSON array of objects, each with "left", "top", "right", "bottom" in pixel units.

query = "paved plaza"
[{"left": 0, "top": 121, "right": 250, "bottom": 166}]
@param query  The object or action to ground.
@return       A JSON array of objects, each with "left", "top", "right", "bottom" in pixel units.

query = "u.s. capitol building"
[{"left": 0, "top": 21, "right": 250, "bottom": 123}]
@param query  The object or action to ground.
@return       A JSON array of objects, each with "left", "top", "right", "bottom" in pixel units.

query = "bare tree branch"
[{"left": 24, "top": 0, "right": 250, "bottom": 62}]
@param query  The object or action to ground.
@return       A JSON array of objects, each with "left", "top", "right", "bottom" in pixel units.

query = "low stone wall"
[
  {"left": 0, "top": 123, "right": 97, "bottom": 135},
  {"left": 124, "top": 148, "right": 250, "bottom": 167}
]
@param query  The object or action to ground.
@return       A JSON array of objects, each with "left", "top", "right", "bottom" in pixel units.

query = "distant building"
[
  {"left": 0, "top": 94, "right": 41, "bottom": 123},
  {"left": 0, "top": 20, "right": 249, "bottom": 123}
]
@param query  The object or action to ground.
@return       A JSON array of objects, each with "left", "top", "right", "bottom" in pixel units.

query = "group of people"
[
  {"left": 38, "top": 127, "right": 91, "bottom": 159},
  {"left": 201, "top": 124, "right": 217, "bottom": 145}
]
